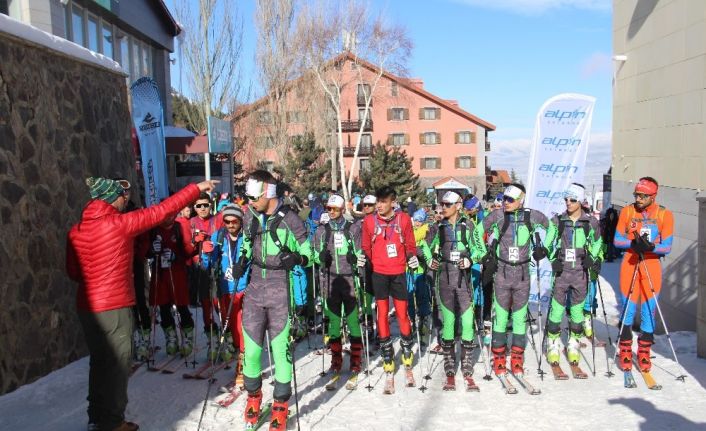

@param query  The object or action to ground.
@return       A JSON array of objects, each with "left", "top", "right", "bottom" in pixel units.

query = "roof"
[
  {"left": 487, "top": 169, "right": 511, "bottom": 184},
  {"left": 231, "top": 52, "right": 495, "bottom": 131},
  {"left": 432, "top": 176, "right": 471, "bottom": 190},
  {"left": 156, "top": 0, "right": 182, "bottom": 36}
]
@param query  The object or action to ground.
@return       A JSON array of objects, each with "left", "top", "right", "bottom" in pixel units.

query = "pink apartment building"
[{"left": 234, "top": 53, "right": 495, "bottom": 195}]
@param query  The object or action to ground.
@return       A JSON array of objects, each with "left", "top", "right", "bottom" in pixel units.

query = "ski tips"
[{"left": 676, "top": 375, "right": 687, "bottom": 382}]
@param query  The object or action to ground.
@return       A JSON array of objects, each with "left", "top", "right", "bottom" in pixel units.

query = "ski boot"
[
  {"left": 583, "top": 311, "right": 593, "bottom": 338},
  {"left": 349, "top": 337, "right": 363, "bottom": 373},
  {"left": 235, "top": 352, "right": 245, "bottom": 389},
  {"left": 380, "top": 337, "right": 395, "bottom": 373},
  {"left": 400, "top": 335, "right": 415, "bottom": 369},
  {"left": 208, "top": 332, "right": 221, "bottom": 362},
  {"left": 329, "top": 337, "right": 343, "bottom": 373},
  {"left": 510, "top": 346, "right": 524, "bottom": 375},
  {"left": 269, "top": 400, "right": 289, "bottom": 430},
  {"left": 491, "top": 346, "right": 507, "bottom": 375},
  {"left": 244, "top": 390, "right": 263, "bottom": 427},
  {"left": 134, "top": 328, "right": 151, "bottom": 361},
  {"left": 618, "top": 339, "right": 633, "bottom": 371},
  {"left": 441, "top": 339, "right": 456, "bottom": 376},
  {"left": 567, "top": 336, "right": 581, "bottom": 365},
  {"left": 165, "top": 326, "right": 178, "bottom": 356},
  {"left": 221, "top": 331, "right": 236, "bottom": 362},
  {"left": 181, "top": 326, "right": 194, "bottom": 357},
  {"left": 637, "top": 339, "right": 652, "bottom": 372},
  {"left": 461, "top": 340, "right": 474, "bottom": 377},
  {"left": 546, "top": 333, "right": 562, "bottom": 365}
]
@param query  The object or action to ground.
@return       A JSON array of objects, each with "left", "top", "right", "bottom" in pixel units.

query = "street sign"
[{"left": 207, "top": 116, "right": 233, "bottom": 153}]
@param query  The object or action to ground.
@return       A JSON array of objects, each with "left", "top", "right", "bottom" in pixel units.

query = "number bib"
[
  {"left": 334, "top": 232, "right": 345, "bottom": 249},
  {"left": 508, "top": 247, "right": 519, "bottom": 262},
  {"left": 565, "top": 248, "right": 576, "bottom": 263},
  {"left": 386, "top": 244, "right": 398, "bottom": 258},
  {"left": 450, "top": 251, "right": 461, "bottom": 263},
  {"left": 160, "top": 253, "right": 171, "bottom": 269}
]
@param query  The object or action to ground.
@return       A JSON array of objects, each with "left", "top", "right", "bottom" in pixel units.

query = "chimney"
[{"left": 408, "top": 78, "right": 424, "bottom": 89}]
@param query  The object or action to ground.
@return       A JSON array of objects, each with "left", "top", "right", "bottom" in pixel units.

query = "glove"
[
  {"left": 162, "top": 248, "right": 174, "bottom": 262},
  {"left": 630, "top": 233, "right": 655, "bottom": 254},
  {"left": 429, "top": 258, "right": 440, "bottom": 271},
  {"left": 532, "top": 246, "right": 548, "bottom": 262},
  {"left": 457, "top": 257, "right": 471, "bottom": 270},
  {"left": 356, "top": 254, "right": 367, "bottom": 267},
  {"left": 280, "top": 251, "right": 303, "bottom": 271},
  {"left": 481, "top": 253, "right": 497, "bottom": 285},
  {"left": 319, "top": 249, "right": 333, "bottom": 268},
  {"left": 202, "top": 240, "right": 214, "bottom": 253},
  {"left": 232, "top": 262, "right": 244, "bottom": 280},
  {"left": 407, "top": 255, "right": 419, "bottom": 269},
  {"left": 582, "top": 254, "right": 601, "bottom": 273},
  {"left": 194, "top": 231, "right": 206, "bottom": 243},
  {"left": 152, "top": 236, "right": 162, "bottom": 254},
  {"left": 551, "top": 259, "right": 563, "bottom": 277}
]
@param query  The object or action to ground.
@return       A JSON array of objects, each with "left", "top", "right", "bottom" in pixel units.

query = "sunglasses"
[
  {"left": 564, "top": 197, "right": 578, "bottom": 203},
  {"left": 223, "top": 218, "right": 240, "bottom": 225},
  {"left": 503, "top": 196, "right": 516, "bottom": 203},
  {"left": 441, "top": 202, "right": 456, "bottom": 208},
  {"left": 363, "top": 203, "right": 375, "bottom": 207},
  {"left": 195, "top": 203, "right": 211, "bottom": 209},
  {"left": 326, "top": 206, "right": 341, "bottom": 211},
  {"left": 633, "top": 193, "right": 653, "bottom": 199},
  {"left": 246, "top": 194, "right": 263, "bottom": 202}
]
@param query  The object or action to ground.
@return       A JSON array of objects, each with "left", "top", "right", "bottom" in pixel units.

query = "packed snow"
[{"left": 1, "top": 261, "right": 706, "bottom": 430}]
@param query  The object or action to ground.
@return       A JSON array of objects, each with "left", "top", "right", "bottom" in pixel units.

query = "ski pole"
[
  {"left": 532, "top": 232, "right": 547, "bottom": 379},
  {"left": 289, "top": 331, "right": 301, "bottom": 431},
  {"left": 319, "top": 267, "right": 331, "bottom": 377},
  {"left": 148, "top": 256, "right": 158, "bottom": 366},
  {"left": 354, "top": 267, "right": 372, "bottom": 379},
  {"left": 595, "top": 277, "right": 615, "bottom": 377},
  {"left": 409, "top": 271, "right": 427, "bottom": 392},
  {"left": 525, "top": 306, "right": 541, "bottom": 367},
  {"left": 463, "top": 264, "right": 492, "bottom": 381},
  {"left": 639, "top": 258, "right": 687, "bottom": 382},
  {"left": 424, "top": 269, "right": 440, "bottom": 380},
  {"left": 587, "top": 276, "right": 596, "bottom": 377},
  {"left": 167, "top": 266, "right": 185, "bottom": 360},
  {"left": 614, "top": 254, "right": 641, "bottom": 372}
]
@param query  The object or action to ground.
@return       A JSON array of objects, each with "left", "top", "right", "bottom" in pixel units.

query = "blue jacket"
[
  {"left": 290, "top": 265, "right": 307, "bottom": 307},
  {"left": 201, "top": 228, "right": 250, "bottom": 295}
]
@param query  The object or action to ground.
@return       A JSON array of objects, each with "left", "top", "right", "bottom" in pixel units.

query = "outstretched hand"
[{"left": 197, "top": 180, "right": 220, "bottom": 193}]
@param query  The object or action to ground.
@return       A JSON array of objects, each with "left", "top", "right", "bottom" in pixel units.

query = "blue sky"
[{"left": 166, "top": 0, "right": 612, "bottom": 190}]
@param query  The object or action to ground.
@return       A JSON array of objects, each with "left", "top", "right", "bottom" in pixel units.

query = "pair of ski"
[
  {"left": 245, "top": 403, "right": 296, "bottom": 430},
  {"left": 497, "top": 372, "right": 541, "bottom": 395},
  {"left": 182, "top": 358, "right": 233, "bottom": 380},
  {"left": 212, "top": 382, "right": 244, "bottom": 408},
  {"left": 623, "top": 358, "right": 662, "bottom": 390},
  {"left": 550, "top": 361, "right": 588, "bottom": 380},
  {"left": 325, "top": 371, "right": 360, "bottom": 391},
  {"left": 147, "top": 346, "right": 204, "bottom": 374},
  {"left": 382, "top": 368, "right": 415, "bottom": 394},
  {"left": 442, "top": 375, "right": 479, "bottom": 392}
]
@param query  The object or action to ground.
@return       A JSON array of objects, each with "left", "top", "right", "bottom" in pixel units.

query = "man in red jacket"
[
  {"left": 66, "top": 177, "right": 217, "bottom": 431},
  {"left": 360, "top": 186, "right": 418, "bottom": 392}
]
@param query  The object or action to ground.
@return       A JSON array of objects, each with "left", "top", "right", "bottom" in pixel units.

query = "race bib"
[
  {"left": 565, "top": 248, "right": 576, "bottom": 263},
  {"left": 450, "top": 251, "right": 461, "bottom": 263},
  {"left": 640, "top": 227, "right": 651, "bottom": 241},
  {"left": 508, "top": 247, "right": 519, "bottom": 262},
  {"left": 386, "top": 243, "right": 398, "bottom": 258},
  {"left": 160, "top": 253, "right": 171, "bottom": 269},
  {"left": 334, "top": 232, "right": 345, "bottom": 249},
  {"left": 224, "top": 267, "right": 234, "bottom": 282}
]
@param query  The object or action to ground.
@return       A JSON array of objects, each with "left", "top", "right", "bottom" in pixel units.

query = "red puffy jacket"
[
  {"left": 66, "top": 184, "right": 200, "bottom": 312},
  {"left": 361, "top": 210, "right": 417, "bottom": 275}
]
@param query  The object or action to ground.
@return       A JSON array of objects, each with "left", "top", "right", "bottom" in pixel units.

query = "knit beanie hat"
[
  {"left": 222, "top": 204, "right": 244, "bottom": 221},
  {"left": 86, "top": 177, "right": 123, "bottom": 203}
]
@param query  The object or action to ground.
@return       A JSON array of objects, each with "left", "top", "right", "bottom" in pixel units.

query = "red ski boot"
[
  {"left": 329, "top": 338, "right": 343, "bottom": 373},
  {"left": 244, "top": 390, "right": 263, "bottom": 427},
  {"left": 269, "top": 400, "right": 289, "bottom": 430},
  {"left": 491, "top": 346, "right": 507, "bottom": 375},
  {"left": 349, "top": 337, "right": 363, "bottom": 373},
  {"left": 510, "top": 346, "right": 525, "bottom": 375},
  {"left": 637, "top": 339, "right": 652, "bottom": 372},
  {"left": 619, "top": 340, "right": 633, "bottom": 371}
]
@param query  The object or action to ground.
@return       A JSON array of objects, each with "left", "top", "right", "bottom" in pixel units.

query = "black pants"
[
  {"left": 159, "top": 305, "right": 194, "bottom": 330},
  {"left": 78, "top": 307, "right": 134, "bottom": 429},
  {"left": 132, "top": 259, "right": 150, "bottom": 330}
]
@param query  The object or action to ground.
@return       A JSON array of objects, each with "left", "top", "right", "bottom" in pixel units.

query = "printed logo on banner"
[
  {"left": 535, "top": 189, "right": 565, "bottom": 201},
  {"left": 139, "top": 112, "right": 161, "bottom": 132},
  {"left": 538, "top": 163, "right": 579, "bottom": 177},
  {"left": 541, "top": 136, "right": 582, "bottom": 151},
  {"left": 544, "top": 109, "right": 587, "bottom": 125}
]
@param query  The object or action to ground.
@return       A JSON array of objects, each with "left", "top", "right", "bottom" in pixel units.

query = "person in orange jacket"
[{"left": 613, "top": 177, "right": 674, "bottom": 372}]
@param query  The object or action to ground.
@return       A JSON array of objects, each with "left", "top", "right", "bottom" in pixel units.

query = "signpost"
[{"left": 207, "top": 116, "right": 234, "bottom": 192}]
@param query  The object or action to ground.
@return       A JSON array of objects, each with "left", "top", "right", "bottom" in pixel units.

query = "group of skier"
[{"left": 125, "top": 171, "right": 676, "bottom": 429}]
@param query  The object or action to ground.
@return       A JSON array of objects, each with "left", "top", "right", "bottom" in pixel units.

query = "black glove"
[
  {"left": 551, "top": 259, "right": 563, "bottom": 277},
  {"left": 630, "top": 233, "right": 655, "bottom": 254},
  {"left": 232, "top": 262, "right": 245, "bottom": 280},
  {"left": 582, "top": 254, "right": 601, "bottom": 273},
  {"left": 481, "top": 253, "right": 497, "bottom": 285},
  {"left": 319, "top": 249, "right": 333, "bottom": 268},
  {"left": 280, "top": 251, "right": 303, "bottom": 271},
  {"left": 532, "top": 246, "right": 548, "bottom": 262}
]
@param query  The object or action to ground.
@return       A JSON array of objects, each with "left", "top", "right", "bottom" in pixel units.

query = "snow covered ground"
[{"left": 2, "top": 260, "right": 706, "bottom": 430}]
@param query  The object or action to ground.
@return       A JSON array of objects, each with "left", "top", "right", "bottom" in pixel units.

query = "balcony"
[
  {"left": 341, "top": 119, "right": 373, "bottom": 133},
  {"left": 343, "top": 143, "right": 372, "bottom": 157},
  {"left": 485, "top": 138, "right": 491, "bottom": 152},
  {"left": 357, "top": 94, "right": 372, "bottom": 106}
]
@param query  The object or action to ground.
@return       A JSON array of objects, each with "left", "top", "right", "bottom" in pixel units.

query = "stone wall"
[{"left": 0, "top": 32, "right": 138, "bottom": 394}]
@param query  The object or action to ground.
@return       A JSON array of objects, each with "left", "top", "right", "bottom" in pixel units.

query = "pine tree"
[
  {"left": 358, "top": 142, "right": 424, "bottom": 202},
  {"left": 280, "top": 134, "right": 331, "bottom": 196},
  {"left": 510, "top": 168, "right": 522, "bottom": 184}
]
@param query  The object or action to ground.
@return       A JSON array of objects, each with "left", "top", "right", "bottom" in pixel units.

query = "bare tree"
[
  {"left": 176, "top": 0, "right": 244, "bottom": 132},
  {"left": 297, "top": 0, "right": 411, "bottom": 200}
]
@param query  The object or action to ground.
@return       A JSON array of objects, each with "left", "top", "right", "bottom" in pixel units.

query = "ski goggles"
[
  {"left": 633, "top": 193, "right": 654, "bottom": 200},
  {"left": 363, "top": 203, "right": 375, "bottom": 207},
  {"left": 195, "top": 203, "right": 211, "bottom": 209},
  {"left": 503, "top": 196, "right": 517, "bottom": 203},
  {"left": 440, "top": 202, "right": 457, "bottom": 208}
]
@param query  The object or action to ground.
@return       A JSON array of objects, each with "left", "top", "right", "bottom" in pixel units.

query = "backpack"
[
  {"left": 247, "top": 206, "right": 292, "bottom": 253},
  {"left": 437, "top": 217, "right": 472, "bottom": 255}
]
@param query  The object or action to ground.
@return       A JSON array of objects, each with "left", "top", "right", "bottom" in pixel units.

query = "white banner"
[{"left": 525, "top": 93, "right": 595, "bottom": 305}]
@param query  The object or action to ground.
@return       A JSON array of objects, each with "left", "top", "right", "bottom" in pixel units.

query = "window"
[
  {"left": 258, "top": 111, "right": 273, "bottom": 125},
  {"left": 131, "top": 38, "right": 140, "bottom": 79},
  {"left": 360, "top": 158, "right": 370, "bottom": 172},
  {"left": 102, "top": 25, "right": 113, "bottom": 59},
  {"left": 71, "top": 6, "right": 84, "bottom": 46},
  {"left": 420, "top": 107, "right": 440, "bottom": 120},
  {"left": 287, "top": 111, "right": 305, "bottom": 123},
  {"left": 358, "top": 107, "right": 371, "bottom": 120},
  {"left": 87, "top": 15, "right": 99, "bottom": 52},
  {"left": 391, "top": 82, "right": 398, "bottom": 97},
  {"left": 420, "top": 132, "right": 439, "bottom": 145},
  {"left": 457, "top": 131, "right": 476, "bottom": 144},
  {"left": 141, "top": 43, "right": 151, "bottom": 77},
  {"left": 357, "top": 84, "right": 371, "bottom": 99},
  {"left": 420, "top": 157, "right": 441, "bottom": 170},
  {"left": 388, "top": 108, "right": 407, "bottom": 121},
  {"left": 119, "top": 35, "right": 129, "bottom": 74},
  {"left": 456, "top": 156, "right": 476, "bottom": 169},
  {"left": 389, "top": 133, "right": 407, "bottom": 146},
  {"left": 258, "top": 136, "right": 275, "bottom": 149},
  {"left": 360, "top": 133, "right": 372, "bottom": 147}
]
